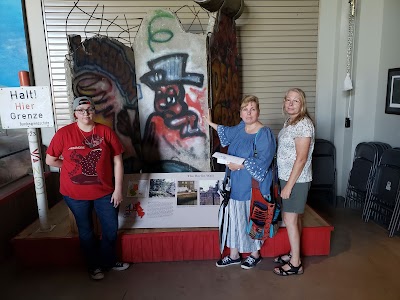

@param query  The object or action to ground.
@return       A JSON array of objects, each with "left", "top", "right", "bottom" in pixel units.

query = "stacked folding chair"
[
  {"left": 344, "top": 142, "right": 391, "bottom": 210},
  {"left": 391, "top": 147, "right": 400, "bottom": 237},
  {"left": 363, "top": 148, "right": 400, "bottom": 237},
  {"left": 389, "top": 189, "right": 400, "bottom": 237},
  {"left": 308, "top": 139, "right": 336, "bottom": 206}
]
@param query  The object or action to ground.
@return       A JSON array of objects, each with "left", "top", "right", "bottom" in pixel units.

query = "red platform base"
[
  {"left": 12, "top": 204, "right": 333, "bottom": 266},
  {"left": 120, "top": 226, "right": 333, "bottom": 263},
  {"left": 13, "top": 227, "right": 333, "bottom": 267}
]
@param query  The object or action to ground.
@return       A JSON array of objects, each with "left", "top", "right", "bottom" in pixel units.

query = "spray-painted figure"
[
  {"left": 67, "top": 35, "right": 142, "bottom": 173},
  {"left": 150, "top": 84, "right": 202, "bottom": 137},
  {"left": 140, "top": 53, "right": 206, "bottom": 171}
]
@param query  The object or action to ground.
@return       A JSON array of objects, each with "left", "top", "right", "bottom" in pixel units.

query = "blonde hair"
[
  {"left": 240, "top": 95, "right": 260, "bottom": 112},
  {"left": 283, "top": 88, "right": 313, "bottom": 125}
]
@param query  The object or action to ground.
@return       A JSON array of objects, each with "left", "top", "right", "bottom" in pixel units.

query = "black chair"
[
  {"left": 344, "top": 142, "right": 390, "bottom": 210},
  {"left": 363, "top": 148, "right": 400, "bottom": 236},
  {"left": 389, "top": 199, "right": 400, "bottom": 237},
  {"left": 309, "top": 139, "right": 336, "bottom": 207}
]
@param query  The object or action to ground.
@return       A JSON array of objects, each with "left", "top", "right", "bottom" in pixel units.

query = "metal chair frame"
[
  {"left": 363, "top": 148, "right": 400, "bottom": 237},
  {"left": 344, "top": 142, "right": 391, "bottom": 210}
]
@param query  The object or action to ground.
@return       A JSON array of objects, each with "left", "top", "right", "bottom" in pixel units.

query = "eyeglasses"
[
  {"left": 284, "top": 98, "right": 300, "bottom": 105},
  {"left": 75, "top": 108, "right": 95, "bottom": 115}
]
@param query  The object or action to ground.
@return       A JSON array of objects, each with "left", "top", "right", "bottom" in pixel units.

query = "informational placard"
[
  {"left": 0, "top": 86, "right": 54, "bottom": 129},
  {"left": 120, "top": 172, "right": 226, "bottom": 228}
]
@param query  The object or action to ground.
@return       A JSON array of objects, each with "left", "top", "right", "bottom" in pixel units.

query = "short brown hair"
[{"left": 240, "top": 95, "right": 260, "bottom": 112}]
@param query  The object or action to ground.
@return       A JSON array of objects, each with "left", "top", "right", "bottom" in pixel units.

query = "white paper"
[{"left": 212, "top": 152, "right": 245, "bottom": 165}]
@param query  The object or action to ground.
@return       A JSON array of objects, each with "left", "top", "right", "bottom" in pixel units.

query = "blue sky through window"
[{"left": 0, "top": 0, "right": 29, "bottom": 87}]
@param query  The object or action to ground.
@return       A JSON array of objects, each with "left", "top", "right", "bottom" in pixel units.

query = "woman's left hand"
[
  {"left": 227, "top": 162, "right": 243, "bottom": 171},
  {"left": 111, "top": 190, "right": 124, "bottom": 208}
]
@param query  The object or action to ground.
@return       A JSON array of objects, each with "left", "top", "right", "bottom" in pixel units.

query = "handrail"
[
  {"left": 0, "top": 147, "right": 29, "bottom": 160},
  {"left": 0, "top": 174, "right": 30, "bottom": 190}
]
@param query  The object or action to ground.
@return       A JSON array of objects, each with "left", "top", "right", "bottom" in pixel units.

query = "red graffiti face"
[{"left": 154, "top": 85, "right": 183, "bottom": 117}]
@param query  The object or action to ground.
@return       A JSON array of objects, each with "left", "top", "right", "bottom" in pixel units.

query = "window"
[
  {"left": 0, "top": 125, "right": 31, "bottom": 188},
  {"left": 0, "top": 0, "right": 31, "bottom": 187}
]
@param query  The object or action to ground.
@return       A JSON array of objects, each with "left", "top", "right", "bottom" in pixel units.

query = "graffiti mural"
[
  {"left": 209, "top": 13, "right": 241, "bottom": 170},
  {"left": 134, "top": 9, "right": 210, "bottom": 172},
  {"left": 66, "top": 35, "right": 142, "bottom": 172},
  {"left": 140, "top": 53, "right": 205, "bottom": 139}
]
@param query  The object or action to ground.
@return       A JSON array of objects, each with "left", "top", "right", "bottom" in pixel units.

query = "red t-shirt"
[{"left": 47, "top": 122, "right": 124, "bottom": 200}]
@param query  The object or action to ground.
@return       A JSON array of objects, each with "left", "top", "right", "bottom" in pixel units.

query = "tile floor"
[{"left": 1, "top": 200, "right": 400, "bottom": 300}]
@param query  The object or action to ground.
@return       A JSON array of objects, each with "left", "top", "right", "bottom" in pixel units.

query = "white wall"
[
  {"left": 315, "top": 0, "right": 341, "bottom": 142},
  {"left": 351, "top": 1, "right": 383, "bottom": 149},
  {"left": 374, "top": 0, "right": 400, "bottom": 147},
  {"left": 316, "top": 0, "right": 400, "bottom": 197},
  {"left": 316, "top": 0, "right": 354, "bottom": 196},
  {"left": 24, "top": 0, "right": 55, "bottom": 144}
]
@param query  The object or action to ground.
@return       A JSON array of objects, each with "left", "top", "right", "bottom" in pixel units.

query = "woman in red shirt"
[{"left": 46, "top": 96, "right": 129, "bottom": 280}]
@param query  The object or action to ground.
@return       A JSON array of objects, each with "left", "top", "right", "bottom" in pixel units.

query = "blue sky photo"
[{"left": 0, "top": 0, "right": 29, "bottom": 87}]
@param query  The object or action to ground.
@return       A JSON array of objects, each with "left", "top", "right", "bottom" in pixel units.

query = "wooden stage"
[{"left": 13, "top": 201, "right": 334, "bottom": 266}]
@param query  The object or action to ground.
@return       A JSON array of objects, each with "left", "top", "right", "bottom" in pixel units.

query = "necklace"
[
  {"left": 77, "top": 123, "right": 95, "bottom": 148},
  {"left": 245, "top": 122, "right": 261, "bottom": 134}
]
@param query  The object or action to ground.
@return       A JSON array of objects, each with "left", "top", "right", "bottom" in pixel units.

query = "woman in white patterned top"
[{"left": 273, "top": 88, "right": 315, "bottom": 276}]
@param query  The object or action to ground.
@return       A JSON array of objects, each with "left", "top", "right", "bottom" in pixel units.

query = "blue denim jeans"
[{"left": 64, "top": 194, "right": 119, "bottom": 270}]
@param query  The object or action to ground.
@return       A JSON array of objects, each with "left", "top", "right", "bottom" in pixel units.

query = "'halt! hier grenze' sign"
[{"left": 0, "top": 86, "right": 54, "bottom": 129}]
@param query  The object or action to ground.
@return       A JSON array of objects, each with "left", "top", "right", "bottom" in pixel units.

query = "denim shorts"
[{"left": 279, "top": 180, "right": 311, "bottom": 214}]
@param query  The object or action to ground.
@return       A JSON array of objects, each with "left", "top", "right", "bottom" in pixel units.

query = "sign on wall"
[
  {"left": 120, "top": 172, "right": 225, "bottom": 228},
  {"left": 0, "top": 86, "right": 54, "bottom": 128}
]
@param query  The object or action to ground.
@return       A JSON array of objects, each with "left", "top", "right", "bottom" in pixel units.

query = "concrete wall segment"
[{"left": 134, "top": 9, "right": 210, "bottom": 172}]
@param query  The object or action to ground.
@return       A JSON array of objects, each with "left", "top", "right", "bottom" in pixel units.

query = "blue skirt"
[{"left": 225, "top": 199, "right": 263, "bottom": 253}]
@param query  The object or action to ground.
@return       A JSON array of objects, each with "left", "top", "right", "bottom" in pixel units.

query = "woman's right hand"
[
  {"left": 203, "top": 109, "right": 218, "bottom": 130},
  {"left": 280, "top": 185, "right": 292, "bottom": 199},
  {"left": 202, "top": 108, "right": 211, "bottom": 124}
]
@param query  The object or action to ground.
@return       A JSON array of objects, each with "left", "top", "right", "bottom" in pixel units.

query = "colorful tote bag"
[
  {"left": 247, "top": 154, "right": 281, "bottom": 240},
  {"left": 247, "top": 178, "right": 276, "bottom": 240}
]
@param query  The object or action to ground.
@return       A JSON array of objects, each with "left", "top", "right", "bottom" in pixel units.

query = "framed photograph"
[{"left": 385, "top": 68, "right": 400, "bottom": 114}]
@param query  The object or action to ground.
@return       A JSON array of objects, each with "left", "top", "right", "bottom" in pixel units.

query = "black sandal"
[
  {"left": 273, "top": 253, "right": 291, "bottom": 264},
  {"left": 273, "top": 261, "right": 304, "bottom": 276}
]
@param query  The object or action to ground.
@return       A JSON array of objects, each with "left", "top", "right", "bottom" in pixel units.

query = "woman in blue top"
[{"left": 204, "top": 95, "right": 276, "bottom": 269}]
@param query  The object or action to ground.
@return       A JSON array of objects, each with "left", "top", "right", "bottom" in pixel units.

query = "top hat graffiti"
[{"left": 140, "top": 53, "right": 204, "bottom": 90}]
